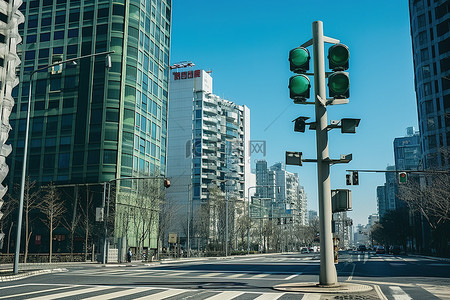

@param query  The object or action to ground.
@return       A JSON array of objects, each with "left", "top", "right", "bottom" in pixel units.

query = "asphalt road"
[{"left": 0, "top": 251, "right": 449, "bottom": 299}]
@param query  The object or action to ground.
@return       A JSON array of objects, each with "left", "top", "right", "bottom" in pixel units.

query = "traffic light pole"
[{"left": 312, "top": 21, "right": 338, "bottom": 286}]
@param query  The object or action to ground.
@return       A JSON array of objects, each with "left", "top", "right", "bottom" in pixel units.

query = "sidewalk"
[{"left": 0, "top": 252, "right": 283, "bottom": 282}]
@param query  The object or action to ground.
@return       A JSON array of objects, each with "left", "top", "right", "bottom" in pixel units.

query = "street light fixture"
[{"left": 13, "top": 51, "right": 114, "bottom": 274}]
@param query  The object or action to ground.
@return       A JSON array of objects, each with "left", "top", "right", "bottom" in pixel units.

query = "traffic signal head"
[
  {"left": 289, "top": 47, "right": 310, "bottom": 73},
  {"left": 352, "top": 171, "right": 359, "bottom": 185},
  {"left": 289, "top": 75, "right": 311, "bottom": 102},
  {"left": 398, "top": 172, "right": 407, "bottom": 184},
  {"left": 346, "top": 174, "right": 352, "bottom": 185},
  {"left": 328, "top": 44, "right": 349, "bottom": 71},
  {"left": 293, "top": 116, "right": 310, "bottom": 133},
  {"left": 328, "top": 71, "right": 350, "bottom": 99}
]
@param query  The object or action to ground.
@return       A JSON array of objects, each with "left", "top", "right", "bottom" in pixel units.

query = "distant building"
[
  {"left": 376, "top": 185, "right": 387, "bottom": 218},
  {"left": 308, "top": 210, "right": 318, "bottom": 223},
  {"left": 394, "top": 127, "right": 421, "bottom": 171},
  {"left": 409, "top": 0, "right": 449, "bottom": 170}
]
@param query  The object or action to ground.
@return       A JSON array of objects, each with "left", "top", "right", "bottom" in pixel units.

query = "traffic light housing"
[
  {"left": 289, "top": 75, "right": 311, "bottom": 102},
  {"left": 398, "top": 172, "right": 407, "bottom": 184},
  {"left": 328, "top": 72, "right": 349, "bottom": 99},
  {"left": 289, "top": 47, "right": 310, "bottom": 73},
  {"left": 328, "top": 44, "right": 349, "bottom": 71},
  {"left": 346, "top": 174, "right": 352, "bottom": 185},
  {"left": 293, "top": 116, "right": 310, "bottom": 133},
  {"left": 327, "top": 43, "right": 350, "bottom": 99},
  {"left": 352, "top": 171, "right": 359, "bottom": 185}
]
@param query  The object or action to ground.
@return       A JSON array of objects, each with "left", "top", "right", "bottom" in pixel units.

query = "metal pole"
[
  {"left": 312, "top": 20, "right": 337, "bottom": 286},
  {"left": 247, "top": 187, "right": 251, "bottom": 254},
  {"left": 225, "top": 182, "right": 229, "bottom": 257},
  {"left": 102, "top": 182, "right": 107, "bottom": 264},
  {"left": 13, "top": 78, "right": 33, "bottom": 274},
  {"left": 187, "top": 184, "right": 191, "bottom": 257}
]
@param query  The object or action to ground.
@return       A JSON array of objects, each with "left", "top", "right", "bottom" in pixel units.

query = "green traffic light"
[
  {"left": 328, "top": 44, "right": 349, "bottom": 71},
  {"left": 289, "top": 75, "right": 310, "bottom": 100},
  {"left": 289, "top": 47, "right": 310, "bottom": 73},
  {"left": 328, "top": 71, "right": 349, "bottom": 98}
]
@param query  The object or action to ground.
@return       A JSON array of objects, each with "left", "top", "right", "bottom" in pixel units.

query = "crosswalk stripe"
[
  {"left": 252, "top": 273, "right": 270, "bottom": 278},
  {"left": 82, "top": 287, "right": 149, "bottom": 299},
  {"left": 253, "top": 292, "right": 284, "bottom": 300},
  {"left": 418, "top": 284, "right": 450, "bottom": 300},
  {"left": 227, "top": 273, "right": 245, "bottom": 278},
  {"left": 26, "top": 286, "right": 110, "bottom": 300},
  {"left": 204, "top": 291, "right": 244, "bottom": 300},
  {"left": 134, "top": 288, "right": 189, "bottom": 300},
  {"left": 284, "top": 273, "right": 302, "bottom": 280},
  {"left": 1, "top": 286, "right": 71, "bottom": 299},
  {"left": 199, "top": 272, "right": 224, "bottom": 277},
  {"left": 389, "top": 286, "right": 412, "bottom": 300},
  {"left": 301, "top": 293, "right": 321, "bottom": 300}
]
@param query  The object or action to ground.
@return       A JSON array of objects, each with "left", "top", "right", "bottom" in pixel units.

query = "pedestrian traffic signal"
[
  {"left": 398, "top": 172, "right": 407, "bottom": 184},
  {"left": 352, "top": 171, "right": 359, "bottom": 185},
  {"left": 346, "top": 174, "right": 352, "bottom": 185},
  {"left": 328, "top": 44, "right": 349, "bottom": 71},
  {"left": 289, "top": 75, "right": 311, "bottom": 102},
  {"left": 289, "top": 47, "right": 310, "bottom": 73},
  {"left": 327, "top": 43, "right": 350, "bottom": 99}
]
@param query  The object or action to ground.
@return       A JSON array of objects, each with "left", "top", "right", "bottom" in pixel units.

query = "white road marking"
[
  {"left": 199, "top": 272, "right": 225, "bottom": 277},
  {"left": 204, "top": 291, "right": 244, "bottom": 300},
  {"left": 418, "top": 284, "right": 450, "bottom": 300},
  {"left": 389, "top": 286, "right": 412, "bottom": 300},
  {"left": 133, "top": 288, "right": 186, "bottom": 300},
  {"left": 301, "top": 293, "right": 322, "bottom": 300},
  {"left": 82, "top": 287, "right": 149, "bottom": 299},
  {"left": 347, "top": 263, "right": 356, "bottom": 281},
  {"left": 1, "top": 286, "right": 71, "bottom": 299},
  {"left": 26, "top": 286, "right": 110, "bottom": 300},
  {"left": 284, "top": 273, "right": 302, "bottom": 280},
  {"left": 253, "top": 292, "right": 284, "bottom": 300},
  {"left": 374, "top": 285, "right": 388, "bottom": 300}
]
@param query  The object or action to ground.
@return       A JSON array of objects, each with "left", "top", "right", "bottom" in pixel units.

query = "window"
[
  {"left": 418, "top": 31, "right": 427, "bottom": 45},
  {"left": 68, "top": 28, "right": 79, "bottom": 38},
  {"left": 25, "top": 50, "right": 35, "bottom": 60},
  {"left": 39, "top": 48, "right": 49, "bottom": 59},
  {"left": 54, "top": 31, "right": 65, "bottom": 40},
  {"left": 58, "top": 153, "right": 70, "bottom": 169},
  {"left": 40, "top": 32, "right": 51, "bottom": 42},
  {"left": 50, "top": 78, "right": 61, "bottom": 92},
  {"left": 26, "top": 35, "right": 37, "bottom": 43},
  {"left": 103, "top": 150, "right": 117, "bottom": 164}
]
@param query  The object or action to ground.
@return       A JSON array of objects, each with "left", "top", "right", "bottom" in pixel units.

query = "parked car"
[
  {"left": 358, "top": 245, "right": 367, "bottom": 252},
  {"left": 300, "top": 247, "right": 309, "bottom": 254},
  {"left": 376, "top": 246, "right": 385, "bottom": 254}
]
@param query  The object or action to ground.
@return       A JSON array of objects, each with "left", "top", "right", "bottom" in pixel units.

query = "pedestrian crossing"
[
  {"left": 56, "top": 268, "right": 301, "bottom": 281},
  {"left": 1, "top": 282, "right": 449, "bottom": 300},
  {"left": 0, "top": 283, "right": 296, "bottom": 300}
]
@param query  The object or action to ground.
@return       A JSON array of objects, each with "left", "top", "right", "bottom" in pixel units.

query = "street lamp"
[
  {"left": 13, "top": 51, "right": 114, "bottom": 274},
  {"left": 101, "top": 176, "right": 170, "bottom": 264}
]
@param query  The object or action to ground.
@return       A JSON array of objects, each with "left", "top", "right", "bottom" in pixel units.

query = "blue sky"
[{"left": 170, "top": 1, "right": 418, "bottom": 226}]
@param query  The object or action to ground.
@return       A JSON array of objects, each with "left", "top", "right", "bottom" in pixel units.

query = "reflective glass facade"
[{"left": 8, "top": 0, "right": 171, "bottom": 187}]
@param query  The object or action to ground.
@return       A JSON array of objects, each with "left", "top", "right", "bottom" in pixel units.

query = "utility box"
[{"left": 331, "top": 189, "right": 351, "bottom": 213}]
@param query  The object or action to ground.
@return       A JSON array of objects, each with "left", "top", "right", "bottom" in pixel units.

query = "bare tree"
[
  {"left": 79, "top": 188, "right": 94, "bottom": 261},
  {"left": 7, "top": 177, "right": 40, "bottom": 262},
  {"left": 398, "top": 172, "right": 450, "bottom": 230},
  {"left": 39, "top": 183, "right": 66, "bottom": 263}
]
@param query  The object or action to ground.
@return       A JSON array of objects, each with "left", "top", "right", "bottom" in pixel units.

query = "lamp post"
[
  {"left": 101, "top": 176, "right": 170, "bottom": 264},
  {"left": 13, "top": 51, "right": 113, "bottom": 274}
]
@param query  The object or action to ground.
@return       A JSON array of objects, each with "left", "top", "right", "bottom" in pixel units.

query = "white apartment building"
[{"left": 166, "top": 69, "right": 251, "bottom": 248}]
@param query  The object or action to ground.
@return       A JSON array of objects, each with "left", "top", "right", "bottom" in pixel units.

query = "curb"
[
  {"left": 0, "top": 268, "right": 68, "bottom": 282},
  {"left": 408, "top": 255, "right": 450, "bottom": 262}
]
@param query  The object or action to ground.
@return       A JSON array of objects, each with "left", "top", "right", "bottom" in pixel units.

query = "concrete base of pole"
[{"left": 273, "top": 282, "right": 373, "bottom": 294}]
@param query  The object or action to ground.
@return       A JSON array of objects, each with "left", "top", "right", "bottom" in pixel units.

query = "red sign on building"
[{"left": 173, "top": 70, "right": 202, "bottom": 80}]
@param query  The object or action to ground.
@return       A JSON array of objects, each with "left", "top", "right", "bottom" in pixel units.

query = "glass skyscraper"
[
  {"left": 409, "top": 0, "right": 449, "bottom": 169},
  {"left": 6, "top": 0, "right": 171, "bottom": 256},
  {"left": 9, "top": 0, "right": 171, "bottom": 186}
]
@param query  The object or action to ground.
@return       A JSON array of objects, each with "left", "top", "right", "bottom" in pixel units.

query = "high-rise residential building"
[
  {"left": 7, "top": 0, "right": 172, "bottom": 256},
  {"left": 253, "top": 160, "right": 307, "bottom": 225},
  {"left": 166, "top": 69, "right": 250, "bottom": 246},
  {"left": 409, "top": 0, "right": 449, "bottom": 169},
  {"left": 376, "top": 185, "right": 387, "bottom": 218}
]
